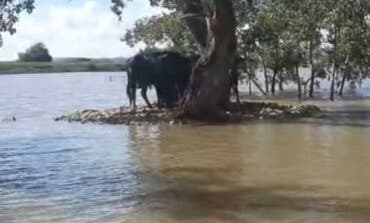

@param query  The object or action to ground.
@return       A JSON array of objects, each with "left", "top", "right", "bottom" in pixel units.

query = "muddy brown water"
[{"left": 1, "top": 72, "right": 370, "bottom": 223}]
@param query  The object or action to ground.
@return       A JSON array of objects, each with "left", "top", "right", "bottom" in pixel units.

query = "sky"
[{"left": 0, "top": 0, "right": 163, "bottom": 61}]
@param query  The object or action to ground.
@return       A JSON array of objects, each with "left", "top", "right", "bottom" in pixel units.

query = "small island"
[{"left": 54, "top": 102, "right": 323, "bottom": 125}]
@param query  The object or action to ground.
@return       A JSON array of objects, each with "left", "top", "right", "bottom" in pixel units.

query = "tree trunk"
[
  {"left": 271, "top": 68, "right": 277, "bottom": 95},
  {"left": 278, "top": 72, "right": 284, "bottom": 92},
  {"left": 339, "top": 58, "right": 350, "bottom": 97},
  {"left": 248, "top": 75, "right": 252, "bottom": 95},
  {"left": 246, "top": 70, "right": 267, "bottom": 96},
  {"left": 329, "top": 66, "right": 336, "bottom": 101},
  {"left": 309, "top": 40, "right": 315, "bottom": 98},
  {"left": 330, "top": 25, "right": 337, "bottom": 102},
  {"left": 303, "top": 79, "right": 311, "bottom": 98},
  {"left": 181, "top": 0, "right": 237, "bottom": 120},
  {"left": 295, "top": 65, "right": 302, "bottom": 100},
  {"left": 181, "top": 0, "right": 208, "bottom": 49},
  {"left": 230, "top": 58, "right": 240, "bottom": 104},
  {"left": 262, "top": 60, "right": 269, "bottom": 93},
  {"left": 339, "top": 68, "right": 348, "bottom": 97}
]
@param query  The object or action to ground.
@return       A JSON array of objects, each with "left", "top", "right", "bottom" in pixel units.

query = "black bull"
[
  {"left": 126, "top": 51, "right": 195, "bottom": 108},
  {"left": 126, "top": 51, "right": 242, "bottom": 108}
]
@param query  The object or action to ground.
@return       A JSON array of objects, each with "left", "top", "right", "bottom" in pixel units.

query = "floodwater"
[{"left": 1, "top": 72, "right": 370, "bottom": 223}]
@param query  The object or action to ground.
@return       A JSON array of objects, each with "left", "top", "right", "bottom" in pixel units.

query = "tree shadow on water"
[{"left": 137, "top": 166, "right": 370, "bottom": 222}]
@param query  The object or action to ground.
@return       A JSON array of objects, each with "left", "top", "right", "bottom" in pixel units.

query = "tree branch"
[{"left": 181, "top": 0, "right": 208, "bottom": 48}]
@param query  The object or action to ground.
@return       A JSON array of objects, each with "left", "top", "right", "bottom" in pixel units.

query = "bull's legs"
[
  {"left": 126, "top": 69, "right": 137, "bottom": 108},
  {"left": 160, "top": 84, "right": 178, "bottom": 108},
  {"left": 126, "top": 84, "right": 136, "bottom": 108},
  {"left": 155, "top": 87, "right": 166, "bottom": 108},
  {"left": 131, "top": 87, "right": 137, "bottom": 108},
  {"left": 141, "top": 87, "right": 152, "bottom": 108},
  {"left": 126, "top": 84, "right": 131, "bottom": 105}
]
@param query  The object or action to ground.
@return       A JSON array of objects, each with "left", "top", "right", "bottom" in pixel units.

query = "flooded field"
[{"left": 1, "top": 72, "right": 370, "bottom": 223}]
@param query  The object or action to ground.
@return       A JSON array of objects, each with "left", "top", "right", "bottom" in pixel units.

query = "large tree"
[
  {"left": 114, "top": 0, "right": 238, "bottom": 120},
  {"left": 180, "top": 1, "right": 237, "bottom": 119}
]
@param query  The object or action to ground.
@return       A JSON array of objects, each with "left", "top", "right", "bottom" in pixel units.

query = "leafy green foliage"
[
  {"left": 0, "top": 0, "right": 35, "bottom": 47},
  {"left": 123, "top": 12, "right": 199, "bottom": 54},
  {"left": 115, "top": 0, "right": 370, "bottom": 97}
]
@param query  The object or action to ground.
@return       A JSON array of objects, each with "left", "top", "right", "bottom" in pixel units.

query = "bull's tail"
[{"left": 126, "top": 68, "right": 137, "bottom": 107}]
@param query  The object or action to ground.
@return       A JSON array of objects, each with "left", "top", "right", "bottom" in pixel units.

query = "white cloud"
[{"left": 0, "top": 0, "right": 162, "bottom": 61}]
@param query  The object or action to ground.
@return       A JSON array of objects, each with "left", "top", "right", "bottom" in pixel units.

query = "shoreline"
[
  {"left": 0, "top": 61, "right": 128, "bottom": 75},
  {"left": 54, "top": 102, "right": 324, "bottom": 125},
  {"left": 0, "top": 70, "right": 125, "bottom": 76}
]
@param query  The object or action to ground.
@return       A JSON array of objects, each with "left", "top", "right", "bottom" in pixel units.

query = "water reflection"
[{"left": 122, "top": 124, "right": 370, "bottom": 223}]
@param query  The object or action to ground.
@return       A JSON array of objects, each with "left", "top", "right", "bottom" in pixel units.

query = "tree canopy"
[
  {"left": 116, "top": 0, "right": 370, "bottom": 100},
  {"left": 18, "top": 42, "right": 53, "bottom": 62}
]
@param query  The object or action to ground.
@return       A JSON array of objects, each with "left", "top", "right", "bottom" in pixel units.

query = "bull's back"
[
  {"left": 157, "top": 52, "right": 192, "bottom": 78},
  {"left": 128, "top": 50, "right": 192, "bottom": 87},
  {"left": 129, "top": 53, "right": 161, "bottom": 84}
]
